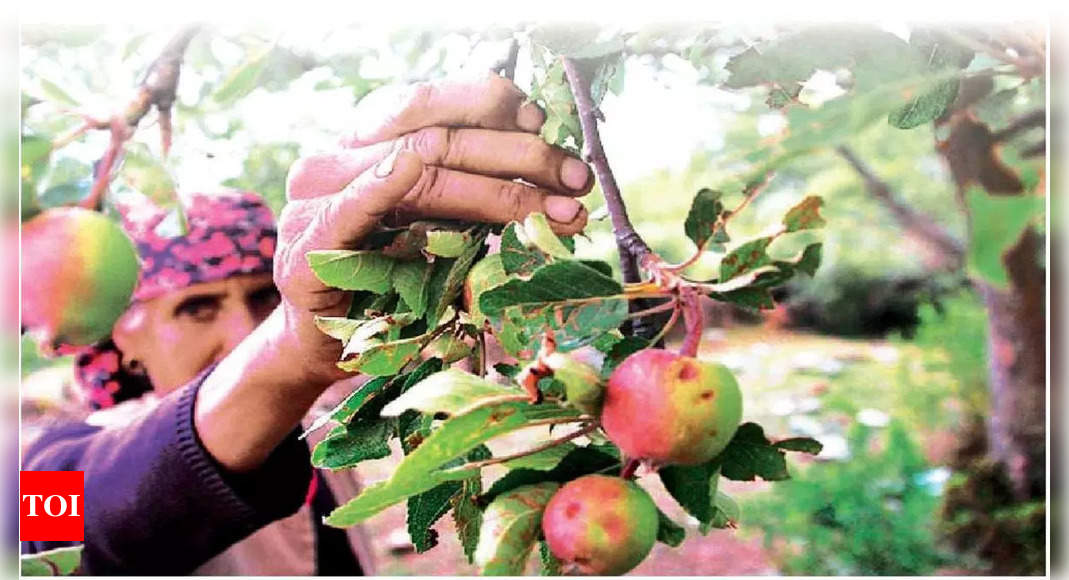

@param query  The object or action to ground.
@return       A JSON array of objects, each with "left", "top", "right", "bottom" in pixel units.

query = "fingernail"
[
  {"left": 374, "top": 143, "right": 402, "bottom": 178},
  {"left": 544, "top": 196, "right": 582, "bottom": 223},
  {"left": 561, "top": 157, "right": 591, "bottom": 190},
  {"left": 516, "top": 102, "right": 544, "bottom": 132}
]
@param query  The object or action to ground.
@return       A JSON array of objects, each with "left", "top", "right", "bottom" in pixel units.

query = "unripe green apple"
[
  {"left": 601, "top": 349, "right": 743, "bottom": 466},
  {"left": 21, "top": 207, "right": 140, "bottom": 347},
  {"left": 542, "top": 474, "right": 658, "bottom": 575}
]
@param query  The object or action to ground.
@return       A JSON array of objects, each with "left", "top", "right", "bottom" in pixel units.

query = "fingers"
[
  {"left": 287, "top": 129, "right": 592, "bottom": 201},
  {"left": 340, "top": 73, "right": 545, "bottom": 147},
  {"left": 296, "top": 149, "right": 426, "bottom": 253},
  {"left": 394, "top": 166, "right": 588, "bottom": 236}
]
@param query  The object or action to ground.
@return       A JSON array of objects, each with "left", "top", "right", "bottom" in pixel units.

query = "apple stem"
[
  {"left": 619, "top": 458, "right": 640, "bottom": 479},
  {"left": 679, "top": 286, "right": 704, "bottom": 357}
]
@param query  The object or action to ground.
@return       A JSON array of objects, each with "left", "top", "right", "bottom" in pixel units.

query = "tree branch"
[
  {"left": 72, "top": 24, "right": 201, "bottom": 210},
  {"left": 991, "top": 110, "right": 1045, "bottom": 143},
  {"left": 836, "top": 146, "right": 965, "bottom": 265},
  {"left": 562, "top": 56, "right": 660, "bottom": 339}
]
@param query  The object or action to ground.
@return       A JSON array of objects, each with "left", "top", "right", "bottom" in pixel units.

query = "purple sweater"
[{"left": 20, "top": 370, "right": 362, "bottom": 575}]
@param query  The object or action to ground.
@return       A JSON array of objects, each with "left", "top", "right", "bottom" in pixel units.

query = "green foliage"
[
  {"left": 743, "top": 421, "right": 954, "bottom": 575},
  {"left": 474, "top": 482, "right": 559, "bottom": 575},
  {"left": 21, "top": 546, "right": 83, "bottom": 576},
  {"left": 964, "top": 187, "right": 1044, "bottom": 289}
]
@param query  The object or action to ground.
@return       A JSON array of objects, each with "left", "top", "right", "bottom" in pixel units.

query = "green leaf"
[
  {"left": 684, "top": 188, "right": 728, "bottom": 249},
  {"left": 502, "top": 442, "right": 578, "bottom": 471},
  {"left": 392, "top": 260, "right": 432, "bottom": 318},
  {"left": 36, "top": 77, "right": 80, "bottom": 107},
  {"left": 213, "top": 46, "right": 270, "bottom": 104},
  {"left": 711, "top": 491, "right": 740, "bottom": 528},
  {"left": 311, "top": 419, "right": 393, "bottom": 470},
  {"left": 724, "top": 26, "right": 924, "bottom": 92},
  {"left": 774, "top": 437, "right": 824, "bottom": 454},
  {"left": 407, "top": 481, "right": 462, "bottom": 553},
  {"left": 500, "top": 222, "right": 546, "bottom": 275},
  {"left": 307, "top": 250, "right": 395, "bottom": 293},
  {"left": 656, "top": 509, "right": 686, "bottom": 547},
  {"left": 21, "top": 546, "right": 83, "bottom": 576},
  {"left": 380, "top": 368, "right": 524, "bottom": 417},
  {"left": 531, "top": 24, "right": 626, "bottom": 60},
  {"left": 782, "top": 196, "right": 825, "bottom": 232},
  {"left": 719, "top": 422, "right": 790, "bottom": 482},
  {"left": 530, "top": 57, "right": 583, "bottom": 149},
  {"left": 888, "top": 79, "right": 959, "bottom": 129},
  {"left": 475, "top": 482, "right": 560, "bottom": 575},
  {"left": 712, "top": 287, "right": 775, "bottom": 310},
  {"left": 659, "top": 461, "right": 721, "bottom": 533},
  {"left": 793, "top": 243, "right": 823, "bottom": 277},
  {"left": 523, "top": 213, "right": 573, "bottom": 259},
  {"left": 425, "top": 227, "right": 488, "bottom": 325},
  {"left": 466, "top": 254, "right": 509, "bottom": 328},
  {"left": 965, "top": 187, "right": 1043, "bottom": 289},
  {"left": 452, "top": 480, "right": 485, "bottom": 564},
  {"left": 326, "top": 402, "right": 581, "bottom": 526},
  {"left": 539, "top": 541, "right": 563, "bottom": 575},
  {"left": 300, "top": 376, "right": 392, "bottom": 439},
  {"left": 480, "top": 261, "right": 628, "bottom": 351},
  {"left": 426, "top": 230, "right": 470, "bottom": 258},
  {"left": 719, "top": 237, "right": 773, "bottom": 282},
  {"left": 482, "top": 445, "right": 620, "bottom": 503},
  {"left": 22, "top": 134, "right": 51, "bottom": 167},
  {"left": 888, "top": 29, "right": 973, "bottom": 129},
  {"left": 337, "top": 335, "right": 425, "bottom": 376}
]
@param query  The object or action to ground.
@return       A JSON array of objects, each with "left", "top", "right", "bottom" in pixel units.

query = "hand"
[{"left": 274, "top": 72, "right": 593, "bottom": 384}]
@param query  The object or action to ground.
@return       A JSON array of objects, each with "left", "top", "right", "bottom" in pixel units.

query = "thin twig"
[
  {"left": 664, "top": 171, "right": 774, "bottom": 273},
  {"left": 625, "top": 298, "right": 677, "bottom": 320},
  {"left": 620, "top": 458, "right": 640, "bottom": 479},
  {"left": 453, "top": 423, "right": 599, "bottom": 471}
]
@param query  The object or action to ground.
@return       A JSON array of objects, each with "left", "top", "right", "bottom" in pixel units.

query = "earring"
[{"left": 123, "top": 358, "right": 147, "bottom": 376}]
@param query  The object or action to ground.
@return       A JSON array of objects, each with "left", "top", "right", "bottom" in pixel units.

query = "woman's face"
[{"left": 112, "top": 272, "right": 281, "bottom": 394}]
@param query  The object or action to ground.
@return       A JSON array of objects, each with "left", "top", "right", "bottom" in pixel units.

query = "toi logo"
[{"left": 20, "top": 471, "right": 84, "bottom": 541}]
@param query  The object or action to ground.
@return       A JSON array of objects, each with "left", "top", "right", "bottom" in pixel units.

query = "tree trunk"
[{"left": 976, "top": 228, "right": 1046, "bottom": 500}]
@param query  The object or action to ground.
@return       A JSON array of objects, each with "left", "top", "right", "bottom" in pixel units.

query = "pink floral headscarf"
[{"left": 66, "top": 191, "right": 278, "bottom": 409}]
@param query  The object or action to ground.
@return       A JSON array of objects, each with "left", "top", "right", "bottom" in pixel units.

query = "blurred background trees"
[{"left": 20, "top": 20, "right": 1046, "bottom": 574}]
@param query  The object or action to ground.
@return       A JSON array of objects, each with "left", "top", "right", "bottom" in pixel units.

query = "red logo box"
[{"left": 20, "top": 471, "right": 84, "bottom": 541}]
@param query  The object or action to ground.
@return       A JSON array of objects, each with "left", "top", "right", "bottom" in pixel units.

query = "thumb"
[{"left": 314, "top": 148, "right": 424, "bottom": 249}]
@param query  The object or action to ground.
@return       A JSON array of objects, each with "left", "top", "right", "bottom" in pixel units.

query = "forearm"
[
  {"left": 194, "top": 305, "right": 347, "bottom": 472},
  {"left": 22, "top": 378, "right": 312, "bottom": 574}
]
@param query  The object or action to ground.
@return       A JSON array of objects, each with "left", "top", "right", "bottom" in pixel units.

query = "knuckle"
[
  {"left": 405, "top": 127, "right": 449, "bottom": 163},
  {"left": 409, "top": 165, "right": 444, "bottom": 207},
  {"left": 498, "top": 181, "right": 530, "bottom": 219}
]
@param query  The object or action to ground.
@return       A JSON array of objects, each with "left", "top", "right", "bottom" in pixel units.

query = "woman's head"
[{"left": 74, "top": 192, "right": 279, "bottom": 407}]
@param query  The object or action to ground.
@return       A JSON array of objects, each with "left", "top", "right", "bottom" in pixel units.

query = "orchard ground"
[{"left": 351, "top": 324, "right": 965, "bottom": 576}]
